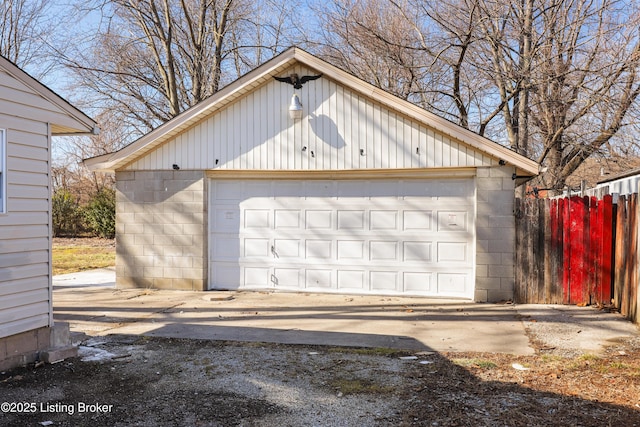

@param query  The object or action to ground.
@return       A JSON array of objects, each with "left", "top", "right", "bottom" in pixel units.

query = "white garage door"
[{"left": 209, "top": 179, "right": 475, "bottom": 298}]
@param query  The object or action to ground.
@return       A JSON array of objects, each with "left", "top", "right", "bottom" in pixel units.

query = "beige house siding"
[
  {"left": 0, "top": 87, "right": 52, "bottom": 339},
  {"left": 123, "top": 66, "right": 495, "bottom": 172},
  {"left": 0, "top": 57, "right": 96, "bottom": 371},
  {"left": 0, "top": 65, "right": 89, "bottom": 333}
]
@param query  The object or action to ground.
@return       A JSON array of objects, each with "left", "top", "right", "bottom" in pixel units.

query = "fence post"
[
  {"left": 568, "top": 196, "right": 587, "bottom": 304},
  {"left": 551, "top": 198, "right": 564, "bottom": 304},
  {"left": 515, "top": 198, "right": 524, "bottom": 303},
  {"left": 545, "top": 199, "right": 556, "bottom": 303},
  {"left": 614, "top": 195, "right": 627, "bottom": 312},
  {"left": 602, "top": 195, "right": 614, "bottom": 305},
  {"left": 562, "top": 197, "right": 571, "bottom": 304},
  {"left": 529, "top": 199, "right": 540, "bottom": 303},
  {"left": 590, "top": 197, "right": 601, "bottom": 304},
  {"left": 629, "top": 194, "right": 638, "bottom": 322},
  {"left": 636, "top": 190, "right": 640, "bottom": 323}
]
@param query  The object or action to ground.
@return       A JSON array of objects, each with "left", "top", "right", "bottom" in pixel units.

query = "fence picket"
[
  {"left": 602, "top": 195, "right": 614, "bottom": 304},
  {"left": 630, "top": 195, "right": 638, "bottom": 322}
]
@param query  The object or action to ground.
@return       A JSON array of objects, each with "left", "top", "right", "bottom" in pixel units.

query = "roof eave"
[{"left": 0, "top": 55, "right": 98, "bottom": 134}]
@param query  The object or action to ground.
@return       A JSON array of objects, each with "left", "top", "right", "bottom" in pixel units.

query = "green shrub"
[
  {"left": 52, "top": 189, "right": 83, "bottom": 237},
  {"left": 83, "top": 188, "right": 116, "bottom": 238}
]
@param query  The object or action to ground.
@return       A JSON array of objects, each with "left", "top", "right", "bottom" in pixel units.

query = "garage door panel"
[
  {"left": 369, "top": 181, "right": 399, "bottom": 197},
  {"left": 438, "top": 211, "right": 468, "bottom": 231},
  {"left": 370, "top": 241, "right": 398, "bottom": 261},
  {"left": 403, "top": 211, "right": 432, "bottom": 230},
  {"left": 338, "top": 270, "right": 365, "bottom": 289},
  {"left": 305, "top": 240, "right": 332, "bottom": 259},
  {"left": 437, "top": 273, "right": 467, "bottom": 295},
  {"left": 244, "top": 209, "right": 270, "bottom": 228},
  {"left": 306, "top": 210, "right": 332, "bottom": 229},
  {"left": 244, "top": 181, "right": 272, "bottom": 197},
  {"left": 273, "top": 268, "right": 301, "bottom": 288},
  {"left": 214, "top": 182, "right": 241, "bottom": 200},
  {"left": 209, "top": 178, "right": 475, "bottom": 298},
  {"left": 244, "top": 238, "right": 270, "bottom": 257},
  {"left": 437, "top": 242, "right": 468, "bottom": 262},
  {"left": 337, "top": 181, "right": 367, "bottom": 197},
  {"left": 337, "top": 210, "right": 365, "bottom": 229},
  {"left": 337, "top": 240, "right": 364, "bottom": 260},
  {"left": 403, "top": 242, "right": 433, "bottom": 262},
  {"left": 213, "top": 236, "right": 240, "bottom": 260},
  {"left": 370, "top": 210, "right": 397, "bottom": 230},
  {"left": 245, "top": 267, "right": 270, "bottom": 287},
  {"left": 273, "top": 239, "right": 301, "bottom": 258},
  {"left": 306, "top": 269, "right": 333, "bottom": 288},
  {"left": 274, "top": 209, "right": 300, "bottom": 229},
  {"left": 213, "top": 208, "right": 240, "bottom": 230},
  {"left": 404, "top": 272, "right": 433, "bottom": 292},
  {"left": 305, "top": 181, "right": 334, "bottom": 197},
  {"left": 273, "top": 181, "right": 304, "bottom": 196},
  {"left": 212, "top": 264, "right": 241, "bottom": 289},
  {"left": 370, "top": 271, "right": 399, "bottom": 291}
]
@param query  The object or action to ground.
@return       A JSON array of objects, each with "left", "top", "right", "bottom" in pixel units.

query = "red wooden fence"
[
  {"left": 516, "top": 194, "right": 639, "bottom": 323},
  {"left": 515, "top": 196, "right": 614, "bottom": 305}
]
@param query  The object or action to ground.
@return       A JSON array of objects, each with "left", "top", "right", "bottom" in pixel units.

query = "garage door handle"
[{"left": 271, "top": 245, "right": 279, "bottom": 258}]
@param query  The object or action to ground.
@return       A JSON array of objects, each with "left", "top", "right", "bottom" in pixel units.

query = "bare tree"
[
  {"left": 0, "top": 0, "right": 61, "bottom": 78},
  {"left": 313, "top": 0, "right": 509, "bottom": 137},
  {"left": 64, "top": 0, "right": 299, "bottom": 137},
  {"left": 479, "top": 0, "right": 640, "bottom": 189},
  {"left": 313, "top": 0, "right": 640, "bottom": 191},
  {"left": 315, "top": 0, "right": 427, "bottom": 103},
  {"left": 63, "top": 0, "right": 239, "bottom": 133}
]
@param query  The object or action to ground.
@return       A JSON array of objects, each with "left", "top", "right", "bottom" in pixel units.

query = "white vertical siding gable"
[{"left": 123, "top": 65, "right": 495, "bottom": 171}]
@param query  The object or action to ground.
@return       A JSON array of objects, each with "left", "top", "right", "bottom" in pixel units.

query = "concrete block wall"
[
  {"left": 475, "top": 166, "right": 516, "bottom": 302},
  {"left": 115, "top": 171, "right": 207, "bottom": 290}
]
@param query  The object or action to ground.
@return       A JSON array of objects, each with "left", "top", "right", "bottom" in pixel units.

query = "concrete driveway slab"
[{"left": 52, "top": 269, "right": 639, "bottom": 355}]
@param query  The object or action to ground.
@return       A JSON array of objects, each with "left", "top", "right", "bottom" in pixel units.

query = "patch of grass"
[
  {"left": 579, "top": 353, "right": 600, "bottom": 361},
  {"left": 607, "top": 361, "right": 632, "bottom": 370},
  {"left": 329, "top": 378, "right": 394, "bottom": 395},
  {"left": 53, "top": 245, "right": 115, "bottom": 275},
  {"left": 541, "top": 354, "right": 564, "bottom": 363},
  {"left": 452, "top": 358, "right": 498, "bottom": 369}
]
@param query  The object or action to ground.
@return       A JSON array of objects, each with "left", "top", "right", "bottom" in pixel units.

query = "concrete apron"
[
  {"left": 52, "top": 270, "right": 527, "bottom": 354},
  {"left": 52, "top": 270, "right": 637, "bottom": 355}
]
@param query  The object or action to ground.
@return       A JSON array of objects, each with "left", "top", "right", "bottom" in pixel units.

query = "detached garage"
[{"left": 85, "top": 47, "right": 539, "bottom": 302}]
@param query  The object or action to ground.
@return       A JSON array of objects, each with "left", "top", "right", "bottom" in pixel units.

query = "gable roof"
[
  {"left": 84, "top": 47, "right": 538, "bottom": 175},
  {"left": 0, "top": 55, "right": 98, "bottom": 135}
]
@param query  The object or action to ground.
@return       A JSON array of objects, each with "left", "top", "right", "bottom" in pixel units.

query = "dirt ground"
[
  {"left": 4, "top": 238, "right": 637, "bottom": 425},
  {"left": 1, "top": 332, "right": 639, "bottom": 426}
]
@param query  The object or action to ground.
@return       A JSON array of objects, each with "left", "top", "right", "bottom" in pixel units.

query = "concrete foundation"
[{"left": 0, "top": 322, "right": 77, "bottom": 371}]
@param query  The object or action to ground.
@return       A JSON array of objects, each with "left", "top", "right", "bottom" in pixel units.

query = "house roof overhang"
[
  {"left": 84, "top": 47, "right": 539, "bottom": 177},
  {"left": 597, "top": 166, "right": 640, "bottom": 185},
  {"left": 0, "top": 55, "right": 98, "bottom": 136}
]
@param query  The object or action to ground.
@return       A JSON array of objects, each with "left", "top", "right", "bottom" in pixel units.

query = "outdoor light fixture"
[{"left": 289, "top": 93, "right": 303, "bottom": 120}]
